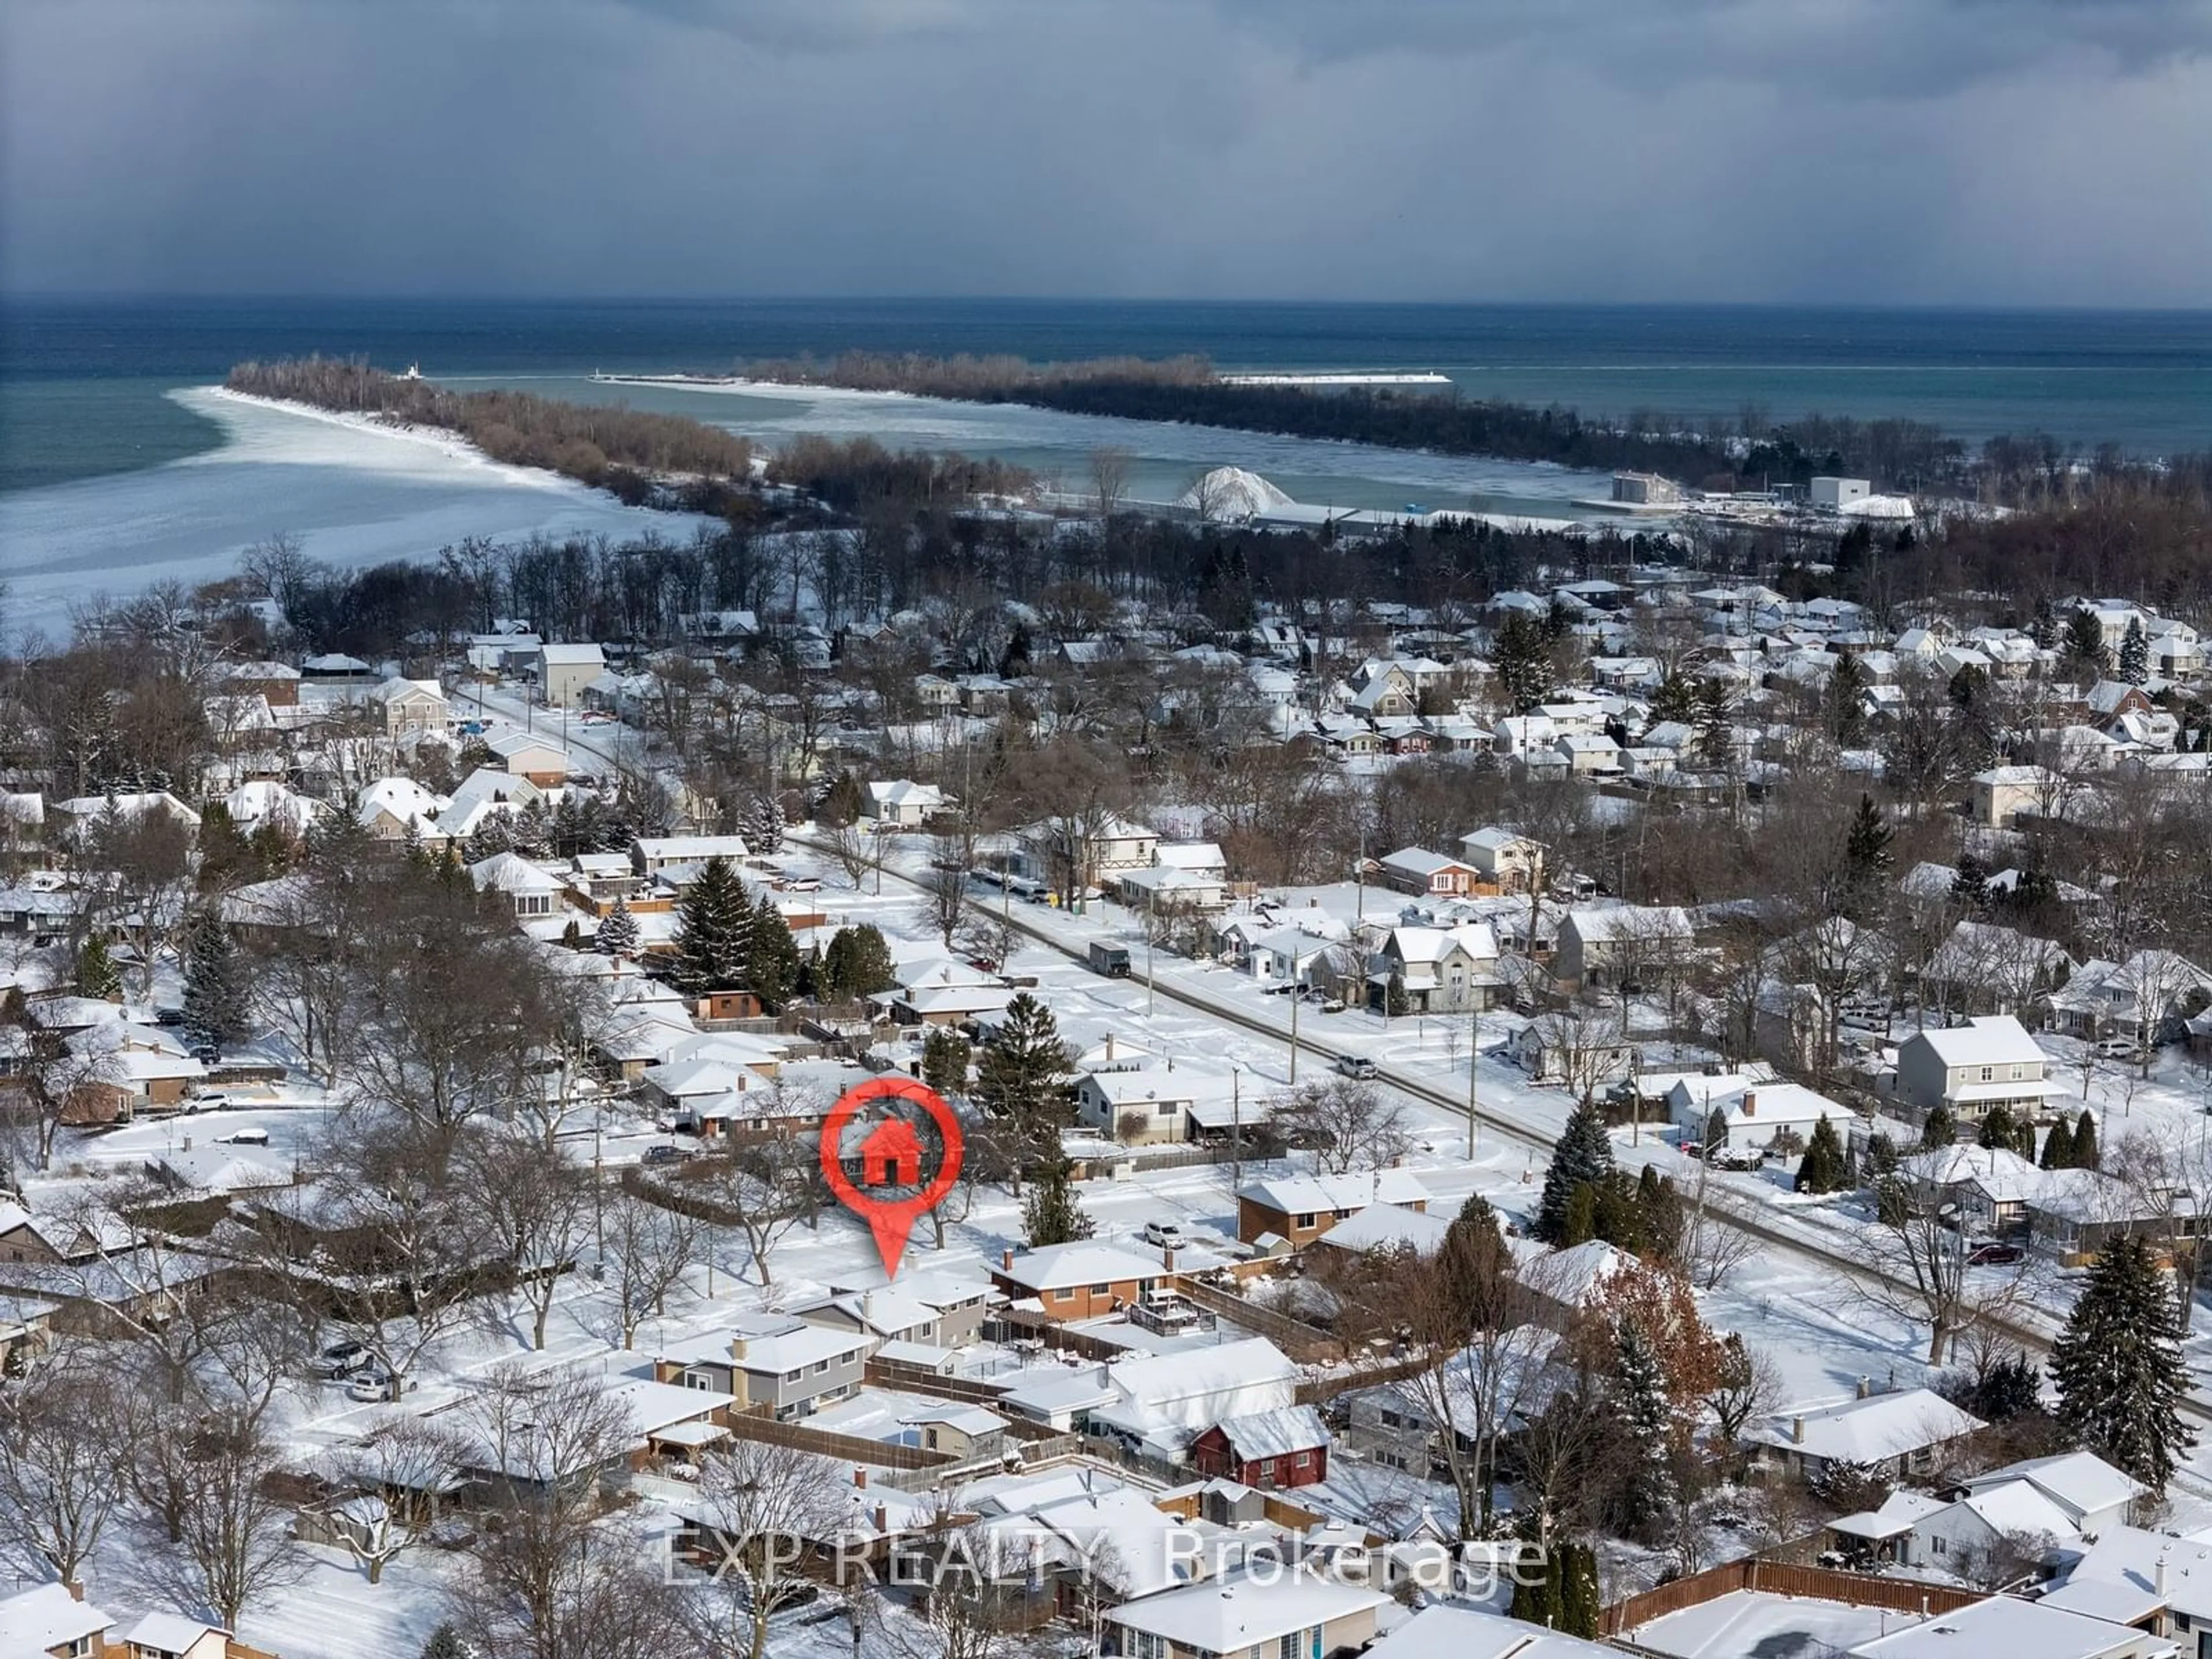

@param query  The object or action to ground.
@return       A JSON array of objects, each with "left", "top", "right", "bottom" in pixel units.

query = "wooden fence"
[
  {"left": 1600, "top": 1555, "right": 1981, "bottom": 1637},
  {"left": 1172, "top": 1277, "right": 1342, "bottom": 1363},
  {"left": 719, "top": 1406, "right": 954, "bottom": 1474}
]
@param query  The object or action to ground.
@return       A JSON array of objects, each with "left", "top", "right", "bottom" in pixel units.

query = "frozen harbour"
[{"left": 0, "top": 388, "right": 715, "bottom": 639}]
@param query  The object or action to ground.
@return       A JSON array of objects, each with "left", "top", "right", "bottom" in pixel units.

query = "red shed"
[{"left": 1188, "top": 1405, "right": 1331, "bottom": 1490}]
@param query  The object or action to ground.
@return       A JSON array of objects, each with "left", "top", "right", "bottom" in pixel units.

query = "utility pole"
[
  {"left": 1230, "top": 1063, "right": 1244, "bottom": 1195},
  {"left": 1289, "top": 956, "right": 1301, "bottom": 1085}
]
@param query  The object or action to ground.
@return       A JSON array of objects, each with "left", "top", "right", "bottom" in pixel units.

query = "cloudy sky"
[{"left": 4, "top": 0, "right": 2208, "bottom": 304}]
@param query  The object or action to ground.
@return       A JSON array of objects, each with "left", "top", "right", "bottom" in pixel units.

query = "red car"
[{"left": 1968, "top": 1241, "right": 2025, "bottom": 1267}]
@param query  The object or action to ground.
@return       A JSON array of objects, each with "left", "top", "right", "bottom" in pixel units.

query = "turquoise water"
[{"left": 5, "top": 298, "right": 2207, "bottom": 495}]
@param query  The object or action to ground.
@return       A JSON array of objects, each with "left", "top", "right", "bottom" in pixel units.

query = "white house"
[
  {"left": 1668, "top": 1075, "right": 1852, "bottom": 1154},
  {"left": 1894, "top": 1015, "right": 2059, "bottom": 1122},
  {"left": 863, "top": 779, "right": 949, "bottom": 827},
  {"left": 1749, "top": 1388, "right": 1985, "bottom": 1483},
  {"left": 535, "top": 642, "right": 607, "bottom": 707},
  {"left": 1458, "top": 827, "right": 1546, "bottom": 893}
]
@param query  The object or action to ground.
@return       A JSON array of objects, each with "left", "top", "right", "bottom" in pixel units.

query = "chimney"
[
  {"left": 2157, "top": 1557, "right": 2169, "bottom": 1597},
  {"left": 1002, "top": 1247, "right": 1014, "bottom": 1271},
  {"left": 1856, "top": 1376, "right": 1872, "bottom": 1400},
  {"left": 1104, "top": 1035, "right": 1116, "bottom": 1063},
  {"left": 863, "top": 1289, "right": 876, "bottom": 1323},
  {"left": 854, "top": 1465, "right": 868, "bottom": 1490},
  {"left": 1740, "top": 1092, "right": 1757, "bottom": 1117},
  {"left": 875, "top": 1502, "right": 888, "bottom": 1534},
  {"left": 729, "top": 1335, "right": 748, "bottom": 1362},
  {"left": 65, "top": 1580, "right": 84, "bottom": 1603},
  {"left": 1791, "top": 1416, "right": 1805, "bottom": 1445},
  {"left": 1163, "top": 1247, "right": 1177, "bottom": 1274}
]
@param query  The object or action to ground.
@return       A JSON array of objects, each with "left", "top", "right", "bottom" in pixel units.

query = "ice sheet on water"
[{"left": 0, "top": 389, "right": 715, "bottom": 639}]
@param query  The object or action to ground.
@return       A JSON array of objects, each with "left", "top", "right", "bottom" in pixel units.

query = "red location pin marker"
[{"left": 819, "top": 1076, "right": 965, "bottom": 1280}]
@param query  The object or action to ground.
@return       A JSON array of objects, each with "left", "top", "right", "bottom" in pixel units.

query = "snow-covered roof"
[
  {"left": 1902, "top": 1014, "right": 2047, "bottom": 1069},
  {"left": 1105, "top": 1569, "right": 1391, "bottom": 1649},
  {"left": 1848, "top": 1591, "right": 2141, "bottom": 1659},
  {"left": 1368, "top": 1604, "right": 1612, "bottom": 1659},
  {"left": 1751, "top": 1387, "right": 1983, "bottom": 1464},
  {"left": 1212, "top": 1404, "right": 1328, "bottom": 1462},
  {"left": 1238, "top": 1168, "right": 1429, "bottom": 1215},
  {"left": 1315, "top": 1202, "right": 1453, "bottom": 1256},
  {"left": 995, "top": 1240, "right": 1166, "bottom": 1291}
]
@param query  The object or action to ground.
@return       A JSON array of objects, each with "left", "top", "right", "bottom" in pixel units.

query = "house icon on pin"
[{"left": 859, "top": 1118, "right": 924, "bottom": 1187}]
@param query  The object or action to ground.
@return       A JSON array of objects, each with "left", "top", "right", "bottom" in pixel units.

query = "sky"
[{"left": 3, "top": 0, "right": 2209, "bottom": 305}]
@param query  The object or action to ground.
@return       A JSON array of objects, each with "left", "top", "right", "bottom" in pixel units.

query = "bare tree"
[
  {"left": 1852, "top": 1175, "right": 2026, "bottom": 1363},
  {"left": 1270, "top": 1077, "right": 1414, "bottom": 1175},
  {"left": 85, "top": 801, "right": 196, "bottom": 998},
  {"left": 159, "top": 1409, "right": 305, "bottom": 1630},
  {"left": 685, "top": 1440, "right": 852, "bottom": 1659},
  {"left": 463, "top": 1130, "right": 597, "bottom": 1351},
  {"left": 1677, "top": 1160, "right": 1764, "bottom": 1290},
  {"left": 0, "top": 1349, "right": 129, "bottom": 1588},
  {"left": 448, "top": 1365, "right": 687, "bottom": 1659},
  {"left": 1703, "top": 1332, "right": 1784, "bottom": 1447},
  {"left": 325, "top": 1417, "right": 469, "bottom": 1584},
  {"left": 600, "top": 1188, "right": 699, "bottom": 1349},
  {"left": 923, "top": 838, "right": 969, "bottom": 948},
  {"left": 1088, "top": 446, "right": 1132, "bottom": 522},
  {"left": 0, "top": 988, "right": 124, "bottom": 1169},
  {"left": 699, "top": 1126, "right": 815, "bottom": 1287}
]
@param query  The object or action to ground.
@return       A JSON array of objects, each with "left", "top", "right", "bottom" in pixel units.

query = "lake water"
[{"left": 2, "top": 298, "right": 2205, "bottom": 633}]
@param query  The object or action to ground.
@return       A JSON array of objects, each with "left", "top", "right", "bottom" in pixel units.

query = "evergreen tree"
[
  {"left": 2119, "top": 616, "right": 2150, "bottom": 686},
  {"left": 2063, "top": 607, "right": 2111, "bottom": 677},
  {"left": 1610, "top": 1323, "right": 1677, "bottom": 1534},
  {"left": 1590, "top": 1171, "right": 1646, "bottom": 1253},
  {"left": 745, "top": 892, "right": 801, "bottom": 1012},
  {"left": 419, "top": 1624, "right": 469, "bottom": 1659},
  {"left": 1828, "top": 651, "right": 1869, "bottom": 747},
  {"left": 1537, "top": 1101, "right": 1615, "bottom": 1244},
  {"left": 2073, "top": 1109, "right": 2100, "bottom": 1171},
  {"left": 1978, "top": 1104, "right": 2020, "bottom": 1153},
  {"left": 1951, "top": 853, "right": 1991, "bottom": 912},
  {"left": 1863, "top": 1131, "right": 1898, "bottom": 1178},
  {"left": 76, "top": 935, "right": 123, "bottom": 1001},
  {"left": 2050, "top": 1236, "right": 2196, "bottom": 1493},
  {"left": 921, "top": 1029, "right": 971, "bottom": 1098},
  {"left": 975, "top": 993, "right": 1073, "bottom": 1163},
  {"left": 1919, "top": 1103, "right": 1956, "bottom": 1150},
  {"left": 819, "top": 923, "right": 897, "bottom": 1001},
  {"left": 1840, "top": 1145, "right": 1861, "bottom": 1191},
  {"left": 1555, "top": 1541, "right": 1601, "bottom": 1639},
  {"left": 1021, "top": 1154, "right": 1092, "bottom": 1247},
  {"left": 1693, "top": 679, "right": 1736, "bottom": 772},
  {"left": 1559, "top": 1183, "right": 1600, "bottom": 1248},
  {"left": 560, "top": 918, "right": 582, "bottom": 950},
  {"left": 180, "top": 911, "right": 251, "bottom": 1050},
  {"left": 2039, "top": 1115, "right": 2077, "bottom": 1171},
  {"left": 1644, "top": 671, "right": 1700, "bottom": 731},
  {"left": 596, "top": 896, "right": 640, "bottom": 957},
  {"left": 1841, "top": 793, "right": 1894, "bottom": 906},
  {"left": 743, "top": 791, "right": 786, "bottom": 855},
  {"left": 2027, "top": 595, "right": 2059, "bottom": 651},
  {"left": 1968, "top": 1351, "right": 2043, "bottom": 1422},
  {"left": 1383, "top": 972, "right": 1410, "bottom": 1018},
  {"left": 1507, "top": 1542, "right": 1563, "bottom": 1630},
  {"left": 1491, "top": 612, "right": 1555, "bottom": 713},
  {"left": 817, "top": 772, "right": 865, "bottom": 828},
  {"left": 1796, "top": 1116, "right": 1848, "bottom": 1194},
  {"left": 671, "top": 855, "right": 753, "bottom": 995}
]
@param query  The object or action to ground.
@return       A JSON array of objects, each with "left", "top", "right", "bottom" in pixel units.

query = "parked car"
[
  {"left": 2094, "top": 1036, "right": 2142, "bottom": 1060},
  {"left": 642, "top": 1143, "right": 688, "bottom": 1166},
  {"left": 315, "top": 1340, "right": 370, "bottom": 1379},
  {"left": 154, "top": 1006, "right": 185, "bottom": 1027},
  {"left": 1141, "top": 1219, "right": 1188, "bottom": 1248},
  {"left": 1335, "top": 1054, "right": 1379, "bottom": 1081},
  {"left": 185, "top": 1092, "right": 232, "bottom": 1112},
  {"left": 1968, "top": 1241, "right": 2025, "bottom": 1267},
  {"left": 1708, "top": 1146, "right": 1765, "bottom": 1171},
  {"left": 190, "top": 1044, "right": 222, "bottom": 1066},
  {"left": 346, "top": 1366, "right": 418, "bottom": 1404},
  {"left": 218, "top": 1128, "right": 269, "bottom": 1146}
]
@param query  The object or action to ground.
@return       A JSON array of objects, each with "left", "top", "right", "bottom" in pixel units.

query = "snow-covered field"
[{"left": 0, "top": 388, "right": 714, "bottom": 639}]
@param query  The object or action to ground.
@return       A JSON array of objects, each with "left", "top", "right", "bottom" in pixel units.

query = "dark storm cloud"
[{"left": 2, "top": 0, "right": 2207, "bottom": 302}]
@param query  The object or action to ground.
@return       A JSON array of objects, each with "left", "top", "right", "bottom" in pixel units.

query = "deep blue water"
[{"left": 3, "top": 296, "right": 2208, "bottom": 494}]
